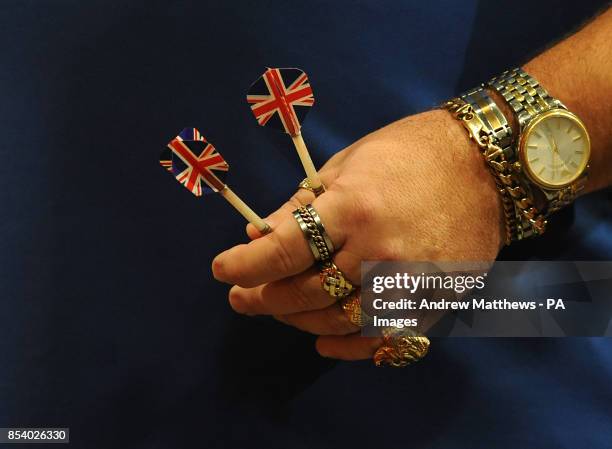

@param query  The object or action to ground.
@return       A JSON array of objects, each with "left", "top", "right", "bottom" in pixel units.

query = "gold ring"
[
  {"left": 340, "top": 292, "right": 371, "bottom": 327},
  {"left": 373, "top": 330, "right": 430, "bottom": 368},
  {"left": 320, "top": 261, "right": 354, "bottom": 299},
  {"left": 298, "top": 178, "right": 326, "bottom": 196}
]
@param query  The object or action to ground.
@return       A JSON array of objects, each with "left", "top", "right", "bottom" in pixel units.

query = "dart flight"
[
  {"left": 246, "top": 68, "right": 323, "bottom": 194},
  {"left": 160, "top": 128, "right": 270, "bottom": 233}
]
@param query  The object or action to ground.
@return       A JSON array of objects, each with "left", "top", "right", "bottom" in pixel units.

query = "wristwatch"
[{"left": 488, "top": 68, "right": 591, "bottom": 216}]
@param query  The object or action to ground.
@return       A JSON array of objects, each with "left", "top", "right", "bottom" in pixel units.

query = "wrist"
[{"left": 434, "top": 109, "right": 507, "bottom": 251}]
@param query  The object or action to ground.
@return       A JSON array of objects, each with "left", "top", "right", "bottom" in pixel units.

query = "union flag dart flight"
[
  {"left": 160, "top": 129, "right": 229, "bottom": 196},
  {"left": 246, "top": 68, "right": 314, "bottom": 136},
  {"left": 159, "top": 127, "right": 206, "bottom": 173}
]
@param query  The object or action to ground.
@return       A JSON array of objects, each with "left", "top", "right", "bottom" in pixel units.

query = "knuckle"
[
  {"left": 270, "top": 232, "right": 296, "bottom": 275},
  {"left": 288, "top": 276, "right": 316, "bottom": 311},
  {"left": 343, "top": 189, "right": 377, "bottom": 230},
  {"left": 287, "top": 193, "right": 306, "bottom": 209},
  {"left": 374, "top": 241, "right": 403, "bottom": 261},
  {"left": 324, "top": 306, "right": 353, "bottom": 335}
]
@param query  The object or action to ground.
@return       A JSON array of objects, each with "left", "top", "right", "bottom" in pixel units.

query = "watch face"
[{"left": 520, "top": 109, "right": 590, "bottom": 189}]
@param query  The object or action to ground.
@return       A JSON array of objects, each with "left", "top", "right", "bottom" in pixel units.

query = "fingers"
[
  {"left": 245, "top": 188, "right": 315, "bottom": 240},
  {"left": 213, "top": 192, "right": 347, "bottom": 288},
  {"left": 228, "top": 249, "right": 360, "bottom": 312},
  {"left": 229, "top": 267, "right": 335, "bottom": 315},
  {"left": 316, "top": 334, "right": 383, "bottom": 361},
  {"left": 275, "top": 303, "right": 359, "bottom": 336},
  {"left": 245, "top": 168, "right": 340, "bottom": 240}
]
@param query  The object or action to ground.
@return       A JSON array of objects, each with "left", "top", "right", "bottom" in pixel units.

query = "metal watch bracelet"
[{"left": 487, "top": 68, "right": 588, "bottom": 213}]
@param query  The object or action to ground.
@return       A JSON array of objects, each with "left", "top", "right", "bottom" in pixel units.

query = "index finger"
[
  {"left": 245, "top": 167, "right": 340, "bottom": 240},
  {"left": 212, "top": 193, "right": 346, "bottom": 288}
]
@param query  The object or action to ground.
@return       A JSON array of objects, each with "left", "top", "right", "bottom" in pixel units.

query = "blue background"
[{"left": 1, "top": 1, "right": 611, "bottom": 448}]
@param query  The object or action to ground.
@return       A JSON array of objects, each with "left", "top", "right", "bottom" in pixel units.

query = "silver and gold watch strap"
[
  {"left": 546, "top": 177, "right": 588, "bottom": 214},
  {"left": 488, "top": 67, "right": 586, "bottom": 214},
  {"left": 488, "top": 67, "right": 564, "bottom": 129}
]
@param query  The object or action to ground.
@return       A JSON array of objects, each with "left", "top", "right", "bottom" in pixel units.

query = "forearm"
[{"left": 522, "top": 7, "right": 612, "bottom": 193}]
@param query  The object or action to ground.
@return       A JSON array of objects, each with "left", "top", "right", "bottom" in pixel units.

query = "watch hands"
[
  {"left": 551, "top": 141, "right": 558, "bottom": 179},
  {"left": 549, "top": 135, "right": 571, "bottom": 175}
]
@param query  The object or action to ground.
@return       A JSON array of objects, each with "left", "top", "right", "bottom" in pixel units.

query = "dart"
[
  {"left": 246, "top": 68, "right": 324, "bottom": 194},
  {"left": 160, "top": 128, "right": 271, "bottom": 234}
]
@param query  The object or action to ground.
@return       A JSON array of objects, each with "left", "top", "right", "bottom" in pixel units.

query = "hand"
[{"left": 212, "top": 109, "right": 504, "bottom": 361}]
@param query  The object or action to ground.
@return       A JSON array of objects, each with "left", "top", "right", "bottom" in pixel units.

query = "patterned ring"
[
  {"left": 373, "top": 330, "right": 430, "bottom": 368},
  {"left": 320, "top": 261, "right": 354, "bottom": 299},
  {"left": 298, "top": 178, "right": 326, "bottom": 197},
  {"left": 305, "top": 204, "right": 335, "bottom": 254},
  {"left": 292, "top": 207, "right": 321, "bottom": 261},
  {"left": 340, "top": 293, "right": 371, "bottom": 327},
  {"left": 292, "top": 204, "right": 335, "bottom": 262}
]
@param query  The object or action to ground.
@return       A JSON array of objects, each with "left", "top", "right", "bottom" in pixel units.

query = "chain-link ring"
[
  {"left": 292, "top": 205, "right": 335, "bottom": 262},
  {"left": 305, "top": 204, "right": 334, "bottom": 254}
]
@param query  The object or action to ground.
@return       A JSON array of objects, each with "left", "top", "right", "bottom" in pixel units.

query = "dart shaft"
[
  {"left": 291, "top": 133, "right": 322, "bottom": 190},
  {"left": 219, "top": 186, "right": 270, "bottom": 234}
]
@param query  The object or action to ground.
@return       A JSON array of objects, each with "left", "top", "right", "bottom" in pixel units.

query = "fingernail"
[{"left": 211, "top": 256, "right": 224, "bottom": 280}]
